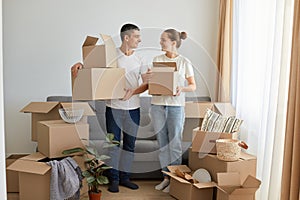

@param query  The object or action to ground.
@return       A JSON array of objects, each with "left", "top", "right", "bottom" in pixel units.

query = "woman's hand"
[
  {"left": 71, "top": 62, "right": 83, "bottom": 78},
  {"left": 122, "top": 88, "right": 135, "bottom": 101}
]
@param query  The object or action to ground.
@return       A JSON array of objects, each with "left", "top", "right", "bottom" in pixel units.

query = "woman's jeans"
[
  {"left": 150, "top": 105, "right": 185, "bottom": 173},
  {"left": 105, "top": 106, "right": 140, "bottom": 182}
]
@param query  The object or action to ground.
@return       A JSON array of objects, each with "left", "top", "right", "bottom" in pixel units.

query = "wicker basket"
[{"left": 216, "top": 139, "right": 248, "bottom": 161}]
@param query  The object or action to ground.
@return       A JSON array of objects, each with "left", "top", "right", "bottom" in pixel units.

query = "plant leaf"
[
  {"left": 97, "top": 155, "right": 110, "bottom": 160},
  {"left": 86, "top": 176, "right": 96, "bottom": 184},
  {"left": 97, "top": 176, "right": 109, "bottom": 185}
]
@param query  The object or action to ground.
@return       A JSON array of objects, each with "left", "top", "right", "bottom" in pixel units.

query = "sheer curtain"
[{"left": 232, "top": 0, "right": 294, "bottom": 199}]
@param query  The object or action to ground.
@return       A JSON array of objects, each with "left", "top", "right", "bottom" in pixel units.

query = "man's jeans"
[
  {"left": 150, "top": 105, "right": 185, "bottom": 173},
  {"left": 105, "top": 106, "right": 140, "bottom": 182}
]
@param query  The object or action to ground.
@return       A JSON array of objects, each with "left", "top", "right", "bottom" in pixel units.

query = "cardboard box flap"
[
  {"left": 239, "top": 152, "right": 257, "bottom": 160},
  {"left": 20, "top": 152, "right": 47, "bottom": 161},
  {"left": 7, "top": 153, "right": 50, "bottom": 175},
  {"left": 83, "top": 36, "right": 99, "bottom": 47},
  {"left": 185, "top": 102, "right": 214, "bottom": 118},
  {"left": 217, "top": 172, "right": 240, "bottom": 186},
  {"left": 153, "top": 62, "right": 177, "bottom": 71},
  {"left": 167, "top": 165, "right": 191, "bottom": 173},
  {"left": 194, "top": 181, "right": 216, "bottom": 189},
  {"left": 242, "top": 175, "right": 261, "bottom": 188},
  {"left": 163, "top": 171, "right": 191, "bottom": 184},
  {"left": 60, "top": 102, "right": 95, "bottom": 116},
  {"left": 214, "top": 102, "right": 236, "bottom": 117},
  {"left": 100, "top": 34, "right": 113, "bottom": 44},
  {"left": 20, "top": 102, "right": 59, "bottom": 113},
  {"left": 231, "top": 188, "right": 259, "bottom": 195}
]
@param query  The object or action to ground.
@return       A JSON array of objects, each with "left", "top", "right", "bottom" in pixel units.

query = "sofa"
[{"left": 47, "top": 95, "right": 210, "bottom": 179}]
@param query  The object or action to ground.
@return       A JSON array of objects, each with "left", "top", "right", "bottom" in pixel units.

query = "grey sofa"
[{"left": 47, "top": 95, "right": 210, "bottom": 179}]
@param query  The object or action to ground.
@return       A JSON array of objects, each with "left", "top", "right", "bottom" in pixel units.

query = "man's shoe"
[
  {"left": 108, "top": 181, "right": 119, "bottom": 193},
  {"left": 120, "top": 180, "right": 139, "bottom": 190}
]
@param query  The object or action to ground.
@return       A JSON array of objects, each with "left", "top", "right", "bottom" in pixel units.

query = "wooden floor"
[
  {"left": 7, "top": 180, "right": 176, "bottom": 200},
  {"left": 83, "top": 180, "right": 176, "bottom": 200}
]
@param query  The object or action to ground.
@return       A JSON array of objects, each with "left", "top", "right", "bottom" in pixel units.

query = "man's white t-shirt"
[
  {"left": 106, "top": 48, "right": 148, "bottom": 110},
  {"left": 151, "top": 54, "right": 194, "bottom": 106}
]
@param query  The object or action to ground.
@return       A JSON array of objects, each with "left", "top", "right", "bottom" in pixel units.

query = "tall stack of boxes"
[
  {"left": 72, "top": 34, "right": 126, "bottom": 100},
  {"left": 166, "top": 102, "right": 261, "bottom": 200},
  {"left": 6, "top": 101, "right": 95, "bottom": 200},
  {"left": 6, "top": 34, "right": 126, "bottom": 199}
]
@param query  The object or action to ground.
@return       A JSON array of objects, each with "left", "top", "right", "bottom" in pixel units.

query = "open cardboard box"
[
  {"left": 6, "top": 154, "right": 29, "bottom": 193},
  {"left": 184, "top": 102, "right": 237, "bottom": 143},
  {"left": 192, "top": 127, "right": 238, "bottom": 154},
  {"left": 72, "top": 68, "right": 126, "bottom": 100},
  {"left": 216, "top": 172, "right": 261, "bottom": 200},
  {"left": 82, "top": 34, "right": 118, "bottom": 68},
  {"left": 37, "top": 120, "right": 89, "bottom": 158},
  {"left": 6, "top": 153, "right": 88, "bottom": 200},
  {"left": 21, "top": 102, "right": 95, "bottom": 141},
  {"left": 149, "top": 62, "right": 179, "bottom": 96},
  {"left": 163, "top": 165, "right": 216, "bottom": 200},
  {"left": 189, "top": 148, "right": 257, "bottom": 184}
]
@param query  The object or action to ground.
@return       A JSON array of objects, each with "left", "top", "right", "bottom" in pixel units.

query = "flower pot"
[{"left": 88, "top": 191, "right": 102, "bottom": 200}]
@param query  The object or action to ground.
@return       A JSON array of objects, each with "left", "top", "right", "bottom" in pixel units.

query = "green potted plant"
[{"left": 62, "top": 133, "right": 119, "bottom": 200}]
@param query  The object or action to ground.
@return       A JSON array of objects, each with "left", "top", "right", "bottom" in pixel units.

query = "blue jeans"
[
  {"left": 105, "top": 106, "right": 140, "bottom": 182},
  {"left": 150, "top": 105, "right": 185, "bottom": 173}
]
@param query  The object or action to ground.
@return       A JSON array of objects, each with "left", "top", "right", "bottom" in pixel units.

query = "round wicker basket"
[{"left": 216, "top": 139, "right": 247, "bottom": 161}]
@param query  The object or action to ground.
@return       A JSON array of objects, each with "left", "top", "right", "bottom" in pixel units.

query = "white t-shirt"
[
  {"left": 106, "top": 48, "right": 148, "bottom": 110},
  {"left": 151, "top": 54, "right": 194, "bottom": 106}
]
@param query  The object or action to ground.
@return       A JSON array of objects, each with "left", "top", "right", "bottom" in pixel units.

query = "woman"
[{"left": 151, "top": 28, "right": 196, "bottom": 192}]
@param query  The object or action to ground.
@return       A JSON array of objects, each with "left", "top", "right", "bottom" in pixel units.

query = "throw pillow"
[{"left": 200, "top": 109, "right": 243, "bottom": 133}]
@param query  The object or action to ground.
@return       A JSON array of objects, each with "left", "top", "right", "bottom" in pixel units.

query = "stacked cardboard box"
[
  {"left": 72, "top": 34, "right": 126, "bottom": 100},
  {"left": 6, "top": 101, "right": 95, "bottom": 199},
  {"left": 183, "top": 102, "right": 261, "bottom": 200}
]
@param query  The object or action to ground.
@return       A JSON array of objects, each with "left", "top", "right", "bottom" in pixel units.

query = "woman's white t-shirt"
[
  {"left": 106, "top": 48, "right": 148, "bottom": 110},
  {"left": 151, "top": 54, "right": 194, "bottom": 106}
]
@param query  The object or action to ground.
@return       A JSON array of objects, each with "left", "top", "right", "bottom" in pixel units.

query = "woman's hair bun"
[{"left": 180, "top": 32, "right": 187, "bottom": 40}]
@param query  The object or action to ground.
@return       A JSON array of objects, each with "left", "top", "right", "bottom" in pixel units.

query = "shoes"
[
  {"left": 162, "top": 185, "right": 170, "bottom": 193},
  {"left": 120, "top": 180, "right": 139, "bottom": 190},
  {"left": 108, "top": 181, "right": 119, "bottom": 193},
  {"left": 155, "top": 179, "right": 170, "bottom": 190}
]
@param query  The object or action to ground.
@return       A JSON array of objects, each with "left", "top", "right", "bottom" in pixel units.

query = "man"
[{"left": 71, "top": 23, "right": 149, "bottom": 193}]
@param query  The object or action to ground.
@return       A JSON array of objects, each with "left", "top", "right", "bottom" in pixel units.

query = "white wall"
[{"left": 3, "top": 0, "right": 219, "bottom": 154}]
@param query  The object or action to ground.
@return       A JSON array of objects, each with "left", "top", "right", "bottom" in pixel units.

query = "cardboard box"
[
  {"left": 7, "top": 153, "right": 88, "bottom": 200},
  {"left": 185, "top": 102, "right": 214, "bottom": 118},
  {"left": 189, "top": 148, "right": 257, "bottom": 184},
  {"left": 149, "top": 62, "right": 178, "bottom": 95},
  {"left": 37, "top": 120, "right": 89, "bottom": 158},
  {"left": 21, "top": 102, "right": 95, "bottom": 141},
  {"left": 72, "top": 68, "right": 126, "bottom": 100},
  {"left": 192, "top": 127, "right": 238, "bottom": 154},
  {"left": 183, "top": 102, "right": 214, "bottom": 142},
  {"left": 6, "top": 154, "right": 29, "bottom": 192},
  {"left": 163, "top": 165, "right": 216, "bottom": 200},
  {"left": 216, "top": 172, "right": 261, "bottom": 200},
  {"left": 82, "top": 34, "right": 118, "bottom": 68},
  {"left": 7, "top": 193, "right": 19, "bottom": 200}
]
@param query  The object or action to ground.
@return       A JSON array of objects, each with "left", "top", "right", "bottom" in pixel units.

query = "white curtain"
[{"left": 232, "top": 0, "right": 294, "bottom": 199}]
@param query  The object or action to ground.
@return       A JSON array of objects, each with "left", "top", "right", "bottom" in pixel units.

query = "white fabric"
[
  {"left": 232, "top": 0, "right": 294, "bottom": 199},
  {"left": 151, "top": 54, "right": 194, "bottom": 106},
  {"left": 106, "top": 48, "right": 148, "bottom": 110}
]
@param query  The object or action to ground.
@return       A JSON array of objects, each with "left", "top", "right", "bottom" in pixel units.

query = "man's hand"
[
  {"left": 71, "top": 62, "right": 83, "bottom": 78},
  {"left": 143, "top": 68, "right": 153, "bottom": 83}
]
